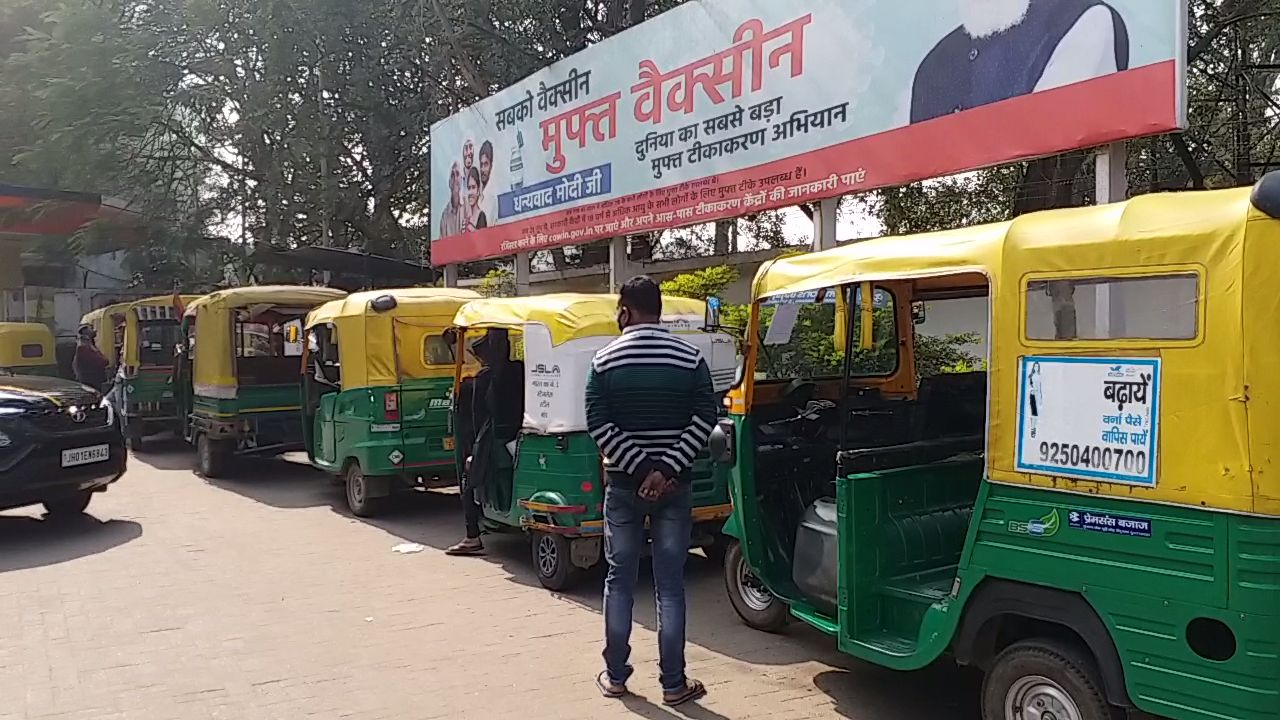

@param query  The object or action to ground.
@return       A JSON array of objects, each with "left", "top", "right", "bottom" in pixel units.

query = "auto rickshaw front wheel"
[
  {"left": 981, "top": 639, "right": 1117, "bottom": 720},
  {"left": 195, "top": 433, "right": 232, "bottom": 478},
  {"left": 723, "top": 539, "right": 788, "bottom": 632},
  {"left": 532, "top": 531, "right": 581, "bottom": 591}
]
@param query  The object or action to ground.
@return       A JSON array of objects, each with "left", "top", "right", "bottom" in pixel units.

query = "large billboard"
[{"left": 430, "top": 0, "right": 1186, "bottom": 265}]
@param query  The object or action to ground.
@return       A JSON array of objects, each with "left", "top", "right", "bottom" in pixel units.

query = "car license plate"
[
  {"left": 443, "top": 437, "right": 455, "bottom": 451},
  {"left": 61, "top": 444, "right": 110, "bottom": 468}
]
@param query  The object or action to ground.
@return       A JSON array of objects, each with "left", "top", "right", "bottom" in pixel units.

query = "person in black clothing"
[
  {"left": 446, "top": 330, "right": 522, "bottom": 556},
  {"left": 72, "top": 325, "right": 110, "bottom": 389}
]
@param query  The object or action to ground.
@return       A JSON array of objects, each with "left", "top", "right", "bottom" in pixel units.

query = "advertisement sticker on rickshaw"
[{"left": 1015, "top": 356, "right": 1161, "bottom": 487}]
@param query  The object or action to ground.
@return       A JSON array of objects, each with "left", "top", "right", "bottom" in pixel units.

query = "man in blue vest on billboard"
[{"left": 910, "top": 0, "right": 1130, "bottom": 124}]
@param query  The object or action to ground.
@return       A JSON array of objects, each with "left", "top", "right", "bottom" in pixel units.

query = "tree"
[{"left": 659, "top": 265, "right": 739, "bottom": 300}]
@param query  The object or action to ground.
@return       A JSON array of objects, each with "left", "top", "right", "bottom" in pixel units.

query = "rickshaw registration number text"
[{"left": 1038, "top": 442, "right": 1148, "bottom": 476}]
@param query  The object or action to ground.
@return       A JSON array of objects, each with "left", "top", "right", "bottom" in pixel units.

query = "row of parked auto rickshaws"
[
  {"left": 62, "top": 286, "right": 739, "bottom": 590},
  {"left": 10, "top": 173, "right": 1278, "bottom": 720}
]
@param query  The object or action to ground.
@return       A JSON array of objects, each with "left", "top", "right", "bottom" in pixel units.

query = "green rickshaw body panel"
[
  {"left": 123, "top": 366, "right": 179, "bottom": 420},
  {"left": 484, "top": 432, "right": 603, "bottom": 532},
  {"left": 193, "top": 384, "right": 306, "bottom": 453},
  {"left": 396, "top": 377, "right": 457, "bottom": 477},
  {"left": 310, "top": 382, "right": 458, "bottom": 481},
  {"left": 957, "top": 483, "right": 1280, "bottom": 720},
  {"left": 7, "top": 365, "right": 58, "bottom": 378}
]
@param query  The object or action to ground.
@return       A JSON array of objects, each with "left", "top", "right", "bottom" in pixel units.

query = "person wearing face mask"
[
  {"left": 585, "top": 276, "right": 717, "bottom": 707},
  {"left": 910, "top": 0, "right": 1130, "bottom": 124}
]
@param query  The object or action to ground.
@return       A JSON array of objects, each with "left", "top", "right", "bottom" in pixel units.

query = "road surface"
[{"left": 0, "top": 442, "right": 979, "bottom": 719}]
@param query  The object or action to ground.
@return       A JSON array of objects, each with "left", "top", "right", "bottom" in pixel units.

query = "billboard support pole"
[
  {"left": 515, "top": 252, "right": 531, "bottom": 296},
  {"left": 1094, "top": 141, "right": 1129, "bottom": 336},
  {"left": 608, "top": 236, "right": 634, "bottom": 293},
  {"left": 813, "top": 197, "right": 840, "bottom": 251},
  {"left": 443, "top": 264, "right": 458, "bottom": 288}
]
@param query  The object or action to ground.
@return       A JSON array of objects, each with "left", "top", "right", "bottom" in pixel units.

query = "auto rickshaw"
[
  {"left": 0, "top": 322, "right": 57, "bottom": 376},
  {"left": 177, "top": 285, "right": 346, "bottom": 477},
  {"left": 448, "top": 293, "right": 739, "bottom": 590},
  {"left": 708, "top": 173, "right": 1280, "bottom": 720},
  {"left": 301, "top": 287, "right": 481, "bottom": 516},
  {"left": 82, "top": 295, "right": 200, "bottom": 450}
]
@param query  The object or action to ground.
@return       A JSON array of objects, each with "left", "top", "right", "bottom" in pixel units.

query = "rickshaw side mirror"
[
  {"left": 911, "top": 301, "right": 927, "bottom": 325},
  {"left": 370, "top": 295, "right": 398, "bottom": 313},
  {"left": 708, "top": 418, "right": 735, "bottom": 464},
  {"left": 704, "top": 296, "right": 722, "bottom": 331}
]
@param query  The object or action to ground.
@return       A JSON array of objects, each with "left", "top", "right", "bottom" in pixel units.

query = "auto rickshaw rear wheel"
[
  {"left": 345, "top": 462, "right": 381, "bottom": 518},
  {"left": 43, "top": 490, "right": 93, "bottom": 519},
  {"left": 532, "top": 531, "right": 580, "bottom": 591},
  {"left": 981, "top": 638, "right": 1117, "bottom": 720},
  {"left": 127, "top": 423, "right": 145, "bottom": 452},
  {"left": 196, "top": 433, "right": 231, "bottom": 478},
  {"left": 723, "top": 539, "right": 788, "bottom": 632}
]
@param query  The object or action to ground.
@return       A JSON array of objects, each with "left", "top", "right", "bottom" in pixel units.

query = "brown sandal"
[{"left": 662, "top": 678, "right": 706, "bottom": 706}]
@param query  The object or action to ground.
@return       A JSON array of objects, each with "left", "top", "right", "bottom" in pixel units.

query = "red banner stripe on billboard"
[{"left": 432, "top": 61, "right": 1177, "bottom": 266}]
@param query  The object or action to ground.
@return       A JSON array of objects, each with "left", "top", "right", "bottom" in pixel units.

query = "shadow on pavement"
[
  {"left": 0, "top": 514, "right": 142, "bottom": 573},
  {"left": 127, "top": 437, "right": 197, "bottom": 472},
  {"left": 620, "top": 695, "right": 730, "bottom": 720}
]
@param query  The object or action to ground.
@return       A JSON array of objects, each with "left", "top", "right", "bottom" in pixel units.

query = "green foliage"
[
  {"left": 477, "top": 267, "right": 515, "bottom": 297},
  {"left": 659, "top": 265, "right": 739, "bottom": 300},
  {"left": 915, "top": 332, "right": 983, "bottom": 378}
]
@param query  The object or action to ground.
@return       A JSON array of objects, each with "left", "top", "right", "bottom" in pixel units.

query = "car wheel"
[
  {"left": 44, "top": 490, "right": 93, "bottom": 519},
  {"left": 724, "top": 539, "right": 789, "bottom": 632},
  {"left": 345, "top": 462, "right": 380, "bottom": 517},
  {"left": 196, "top": 433, "right": 231, "bottom": 478},
  {"left": 532, "top": 532, "right": 580, "bottom": 591},
  {"left": 982, "top": 639, "right": 1117, "bottom": 720}
]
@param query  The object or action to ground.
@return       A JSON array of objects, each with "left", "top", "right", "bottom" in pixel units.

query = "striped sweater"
[{"left": 585, "top": 325, "right": 717, "bottom": 484}]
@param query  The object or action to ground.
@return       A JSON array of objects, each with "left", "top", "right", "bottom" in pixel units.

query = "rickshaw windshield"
[{"left": 755, "top": 286, "right": 897, "bottom": 381}]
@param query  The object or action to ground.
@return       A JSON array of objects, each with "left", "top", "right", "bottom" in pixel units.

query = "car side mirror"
[{"left": 911, "top": 300, "right": 927, "bottom": 325}]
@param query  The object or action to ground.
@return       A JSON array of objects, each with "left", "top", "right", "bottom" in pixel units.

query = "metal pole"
[
  {"left": 515, "top": 252, "right": 531, "bottom": 296},
  {"left": 442, "top": 264, "right": 459, "bottom": 288},
  {"left": 813, "top": 197, "right": 839, "bottom": 252},
  {"left": 1094, "top": 142, "right": 1128, "bottom": 337},
  {"left": 608, "top": 236, "right": 631, "bottom": 293}
]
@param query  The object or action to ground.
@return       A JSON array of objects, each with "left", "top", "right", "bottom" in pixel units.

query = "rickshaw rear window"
[
  {"left": 20, "top": 343, "right": 43, "bottom": 359},
  {"left": 423, "top": 335, "right": 455, "bottom": 366},
  {"left": 138, "top": 321, "right": 180, "bottom": 365},
  {"left": 1025, "top": 273, "right": 1199, "bottom": 341}
]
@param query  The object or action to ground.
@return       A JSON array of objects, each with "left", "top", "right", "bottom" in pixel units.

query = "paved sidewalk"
[{"left": 0, "top": 443, "right": 977, "bottom": 719}]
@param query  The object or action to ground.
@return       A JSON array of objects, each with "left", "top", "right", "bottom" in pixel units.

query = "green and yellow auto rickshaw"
[
  {"left": 301, "top": 288, "right": 481, "bottom": 516},
  {"left": 177, "top": 285, "right": 346, "bottom": 477},
  {"left": 449, "top": 293, "right": 739, "bottom": 590},
  {"left": 0, "top": 322, "right": 57, "bottom": 376},
  {"left": 709, "top": 173, "right": 1280, "bottom": 720},
  {"left": 83, "top": 295, "right": 200, "bottom": 450}
]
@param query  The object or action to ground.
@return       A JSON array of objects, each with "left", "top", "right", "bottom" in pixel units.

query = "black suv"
[{"left": 0, "top": 375, "right": 126, "bottom": 517}]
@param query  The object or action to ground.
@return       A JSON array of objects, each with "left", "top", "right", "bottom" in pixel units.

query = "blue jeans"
[{"left": 602, "top": 481, "right": 693, "bottom": 693}]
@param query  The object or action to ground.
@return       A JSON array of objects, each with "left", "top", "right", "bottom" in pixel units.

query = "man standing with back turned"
[{"left": 586, "top": 276, "right": 717, "bottom": 706}]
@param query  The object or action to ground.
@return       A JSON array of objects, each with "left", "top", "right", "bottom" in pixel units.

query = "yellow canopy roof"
[
  {"left": 451, "top": 293, "right": 706, "bottom": 346},
  {"left": 305, "top": 288, "right": 481, "bottom": 389},
  {"left": 0, "top": 322, "right": 54, "bottom": 368},
  {"left": 188, "top": 285, "right": 346, "bottom": 397},
  {"left": 305, "top": 287, "right": 480, "bottom": 329},
  {"left": 185, "top": 285, "right": 346, "bottom": 317}
]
